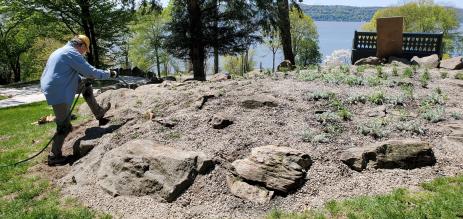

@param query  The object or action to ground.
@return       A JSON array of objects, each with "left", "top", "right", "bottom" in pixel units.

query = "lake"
[{"left": 209, "top": 21, "right": 365, "bottom": 72}]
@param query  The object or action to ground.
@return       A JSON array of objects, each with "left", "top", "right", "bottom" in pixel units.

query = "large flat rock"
[
  {"left": 341, "top": 139, "right": 436, "bottom": 171},
  {"left": 231, "top": 145, "right": 312, "bottom": 193},
  {"left": 97, "top": 139, "right": 213, "bottom": 202}
]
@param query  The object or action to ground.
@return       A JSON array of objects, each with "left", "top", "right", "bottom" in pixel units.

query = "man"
[{"left": 40, "top": 35, "right": 117, "bottom": 166}]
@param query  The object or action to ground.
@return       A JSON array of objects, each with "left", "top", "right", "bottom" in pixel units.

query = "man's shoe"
[{"left": 47, "top": 155, "right": 70, "bottom": 166}]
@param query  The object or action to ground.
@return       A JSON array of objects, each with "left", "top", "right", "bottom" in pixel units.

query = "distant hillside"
[{"left": 300, "top": 5, "right": 463, "bottom": 23}]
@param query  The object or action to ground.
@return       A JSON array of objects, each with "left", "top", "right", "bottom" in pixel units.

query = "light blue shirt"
[{"left": 40, "top": 42, "right": 110, "bottom": 106}]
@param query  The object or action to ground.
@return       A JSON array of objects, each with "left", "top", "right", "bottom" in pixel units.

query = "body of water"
[{"left": 213, "top": 21, "right": 365, "bottom": 71}]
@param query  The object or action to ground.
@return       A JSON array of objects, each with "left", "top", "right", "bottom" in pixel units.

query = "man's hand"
[{"left": 109, "top": 70, "right": 118, "bottom": 78}]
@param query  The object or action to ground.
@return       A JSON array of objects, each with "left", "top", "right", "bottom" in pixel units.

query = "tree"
[
  {"left": 165, "top": 0, "right": 258, "bottom": 81},
  {"left": 289, "top": 7, "right": 321, "bottom": 66},
  {"left": 253, "top": 0, "right": 303, "bottom": 67},
  {"left": 129, "top": 6, "right": 170, "bottom": 78},
  {"left": 9, "top": 0, "right": 139, "bottom": 68},
  {"left": 362, "top": 0, "right": 459, "bottom": 54},
  {"left": 263, "top": 29, "right": 281, "bottom": 72}
]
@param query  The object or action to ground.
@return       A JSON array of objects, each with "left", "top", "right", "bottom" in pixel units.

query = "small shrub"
[
  {"left": 400, "top": 83, "right": 414, "bottom": 100},
  {"left": 369, "top": 91, "right": 386, "bottom": 105},
  {"left": 455, "top": 72, "right": 463, "bottom": 80},
  {"left": 420, "top": 69, "right": 431, "bottom": 88},
  {"left": 366, "top": 76, "right": 382, "bottom": 86},
  {"left": 403, "top": 67, "right": 413, "bottom": 78},
  {"left": 297, "top": 69, "right": 319, "bottom": 81},
  {"left": 306, "top": 91, "right": 336, "bottom": 101},
  {"left": 451, "top": 112, "right": 462, "bottom": 120},
  {"left": 302, "top": 129, "right": 316, "bottom": 143},
  {"left": 440, "top": 71, "right": 448, "bottom": 79},
  {"left": 421, "top": 106, "right": 445, "bottom": 123},
  {"left": 358, "top": 119, "right": 388, "bottom": 139},
  {"left": 421, "top": 88, "right": 447, "bottom": 106},
  {"left": 392, "top": 66, "right": 399, "bottom": 76},
  {"left": 337, "top": 108, "right": 353, "bottom": 121},
  {"left": 346, "top": 94, "right": 368, "bottom": 105},
  {"left": 323, "top": 124, "right": 343, "bottom": 134},
  {"left": 387, "top": 95, "right": 406, "bottom": 106},
  {"left": 329, "top": 97, "right": 343, "bottom": 110},
  {"left": 356, "top": 65, "right": 366, "bottom": 74},
  {"left": 340, "top": 64, "right": 350, "bottom": 74},
  {"left": 316, "top": 112, "right": 342, "bottom": 124},
  {"left": 344, "top": 75, "right": 364, "bottom": 86},
  {"left": 395, "top": 121, "right": 426, "bottom": 135},
  {"left": 376, "top": 66, "right": 387, "bottom": 79},
  {"left": 313, "top": 133, "right": 330, "bottom": 143}
]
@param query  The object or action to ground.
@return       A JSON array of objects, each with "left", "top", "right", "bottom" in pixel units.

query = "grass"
[
  {"left": 455, "top": 72, "right": 463, "bottom": 80},
  {"left": 266, "top": 175, "right": 463, "bottom": 219},
  {"left": 0, "top": 95, "right": 8, "bottom": 100},
  {"left": 0, "top": 100, "right": 109, "bottom": 218}
]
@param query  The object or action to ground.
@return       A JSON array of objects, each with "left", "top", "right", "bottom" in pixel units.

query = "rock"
[
  {"left": 354, "top": 56, "right": 382, "bottom": 66},
  {"left": 162, "top": 76, "right": 177, "bottom": 81},
  {"left": 154, "top": 118, "right": 177, "bottom": 128},
  {"left": 148, "top": 77, "right": 164, "bottom": 84},
  {"left": 210, "top": 114, "right": 233, "bottom": 129},
  {"left": 231, "top": 145, "right": 312, "bottom": 193},
  {"left": 365, "top": 105, "right": 387, "bottom": 117},
  {"left": 277, "top": 60, "right": 292, "bottom": 71},
  {"left": 411, "top": 54, "right": 439, "bottom": 68},
  {"left": 97, "top": 139, "right": 213, "bottom": 202},
  {"left": 388, "top": 56, "right": 411, "bottom": 65},
  {"left": 195, "top": 93, "right": 216, "bottom": 110},
  {"left": 73, "top": 139, "right": 98, "bottom": 158},
  {"left": 341, "top": 139, "right": 436, "bottom": 171},
  {"left": 227, "top": 175, "right": 274, "bottom": 204},
  {"left": 210, "top": 73, "right": 231, "bottom": 82},
  {"left": 440, "top": 56, "right": 463, "bottom": 70},
  {"left": 241, "top": 95, "right": 278, "bottom": 109}
]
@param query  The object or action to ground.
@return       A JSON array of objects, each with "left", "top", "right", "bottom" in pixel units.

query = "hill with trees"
[{"left": 300, "top": 4, "right": 463, "bottom": 23}]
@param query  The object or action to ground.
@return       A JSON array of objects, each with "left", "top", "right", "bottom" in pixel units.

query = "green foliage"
[
  {"left": 344, "top": 75, "right": 365, "bottom": 86},
  {"left": 369, "top": 91, "right": 386, "bottom": 105},
  {"left": 290, "top": 8, "right": 321, "bottom": 66},
  {"left": 392, "top": 66, "right": 399, "bottom": 76},
  {"left": 296, "top": 69, "right": 319, "bottom": 81},
  {"left": 223, "top": 51, "right": 255, "bottom": 76},
  {"left": 451, "top": 112, "right": 462, "bottom": 120},
  {"left": 420, "top": 69, "right": 431, "bottom": 88},
  {"left": 356, "top": 65, "right": 366, "bottom": 74},
  {"left": 455, "top": 72, "right": 463, "bottom": 80},
  {"left": 421, "top": 106, "right": 446, "bottom": 123},
  {"left": 306, "top": 91, "right": 336, "bottom": 101},
  {"left": 376, "top": 66, "right": 387, "bottom": 79},
  {"left": 421, "top": 88, "right": 447, "bottom": 106},
  {"left": 400, "top": 83, "right": 415, "bottom": 100},
  {"left": 268, "top": 175, "right": 463, "bottom": 219},
  {"left": 440, "top": 71, "right": 448, "bottom": 79},
  {"left": 346, "top": 94, "right": 368, "bottom": 105},
  {"left": 316, "top": 112, "right": 342, "bottom": 125},
  {"left": 337, "top": 108, "right": 352, "bottom": 121},
  {"left": 366, "top": 76, "right": 382, "bottom": 86},
  {"left": 129, "top": 7, "right": 170, "bottom": 76},
  {"left": 403, "top": 67, "right": 414, "bottom": 78},
  {"left": 396, "top": 120, "right": 426, "bottom": 135},
  {"left": 358, "top": 118, "right": 388, "bottom": 139},
  {"left": 302, "top": 130, "right": 330, "bottom": 144}
]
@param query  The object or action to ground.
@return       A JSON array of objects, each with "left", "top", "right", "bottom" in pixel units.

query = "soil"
[{"left": 40, "top": 65, "right": 463, "bottom": 218}]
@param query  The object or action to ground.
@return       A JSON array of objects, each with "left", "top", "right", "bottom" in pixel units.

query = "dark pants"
[{"left": 50, "top": 80, "right": 106, "bottom": 157}]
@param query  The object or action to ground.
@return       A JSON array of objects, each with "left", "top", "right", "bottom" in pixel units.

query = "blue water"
[{"left": 212, "top": 21, "right": 365, "bottom": 71}]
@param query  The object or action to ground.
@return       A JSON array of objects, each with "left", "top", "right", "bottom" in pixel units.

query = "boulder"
[
  {"left": 97, "top": 139, "right": 213, "bottom": 202},
  {"left": 341, "top": 139, "right": 436, "bottom": 172},
  {"left": 388, "top": 56, "right": 411, "bottom": 65},
  {"left": 210, "top": 73, "right": 231, "bottom": 82},
  {"left": 440, "top": 56, "right": 463, "bottom": 70},
  {"left": 442, "top": 122, "right": 463, "bottom": 148},
  {"left": 411, "top": 54, "right": 439, "bottom": 68},
  {"left": 241, "top": 95, "right": 278, "bottom": 109},
  {"left": 210, "top": 114, "right": 233, "bottom": 129},
  {"left": 231, "top": 145, "right": 312, "bottom": 193},
  {"left": 277, "top": 60, "right": 292, "bottom": 71},
  {"left": 354, "top": 56, "right": 382, "bottom": 66},
  {"left": 227, "top": 175, "right": 274, "bottom": 204}
]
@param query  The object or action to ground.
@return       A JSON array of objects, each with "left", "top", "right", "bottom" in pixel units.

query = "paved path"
[{"left": 0, "top": 76, "right": 149, "bottom": 109}]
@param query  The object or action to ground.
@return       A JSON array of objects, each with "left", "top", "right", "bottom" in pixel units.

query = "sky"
[{"left": 159, "top": 0, "right": 463, "bottom": 8}]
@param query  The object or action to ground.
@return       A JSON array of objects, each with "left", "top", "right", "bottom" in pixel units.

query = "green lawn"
[
  {"left": 267, "top": 175, "right": 463, "bottom": 219},
  {"left": 0, "top": 95, "right": 8, "bottom": 101},
  {"left": 0, "top": 100, "right": 108, "bottom": 218}
]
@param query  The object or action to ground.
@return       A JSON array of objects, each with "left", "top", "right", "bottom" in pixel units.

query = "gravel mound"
[{"left": 59, "top": 68, "right": 463, "bottom": 218}]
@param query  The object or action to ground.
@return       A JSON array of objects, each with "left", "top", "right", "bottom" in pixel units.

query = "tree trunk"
[
  {"left": 188, "top": 0, "right": 206, "bottom": 81},
  {"left": 12, "top": 57, "right": 20, "bottom": 82},
  {"left": 155, "top": 47, "right": 161, "bottom": 78},
  {"left": 213, "top": 0, "right": 219, "bottom": 74},
  {"left": 272, "top": 51, "right": 276, "bottom": 73},
  {"left": 78, "top": 0, "right": 100, "bottom": 67},
  {"left": 277, "top": 0, "right": 295, "bottom": 67}
]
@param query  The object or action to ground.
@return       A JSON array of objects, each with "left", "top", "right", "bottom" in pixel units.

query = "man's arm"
[{"left": 65, "top": 50, "right": 110, "bottom": 80}]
